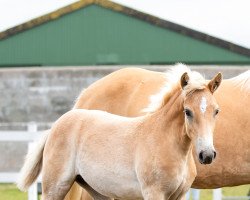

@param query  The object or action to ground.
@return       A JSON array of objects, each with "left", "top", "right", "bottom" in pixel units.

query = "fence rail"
[
  {"left": 0, "top": 172, "right": 20, "bottom": 183},
  {"left": 0, "top": 131, "right": 42, "bottom": 141}
]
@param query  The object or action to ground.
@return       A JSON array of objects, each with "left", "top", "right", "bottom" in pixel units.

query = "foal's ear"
[
  {"left": 180, "top": 72, "right": 189, "bottom": 89},
  {"left": 208, "top": 72, "right": 222, "bottom": 93}
]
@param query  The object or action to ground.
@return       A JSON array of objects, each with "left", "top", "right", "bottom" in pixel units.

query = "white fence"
[
  {"left": 0, "top": 122, "right": 42, "bottom": 200},
  {"left": 0, "top": 123, "right": 249, "bottom": 200}
]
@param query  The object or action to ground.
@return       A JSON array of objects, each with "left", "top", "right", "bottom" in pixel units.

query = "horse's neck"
[{"left": 144, "top": 89, "right": 192, "bottom": 154}]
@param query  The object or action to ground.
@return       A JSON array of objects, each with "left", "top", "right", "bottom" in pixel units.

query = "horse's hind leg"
[
  {"left": 41, "top": 155, "right": 76, "bottom": 200},
  {"left": 41, "top": 171, "right": 75, "bottom": 200}
]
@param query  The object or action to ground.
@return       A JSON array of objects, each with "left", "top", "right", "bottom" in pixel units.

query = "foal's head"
[{"left": 181, "top": 72, "right": 222, "bottom": 164}]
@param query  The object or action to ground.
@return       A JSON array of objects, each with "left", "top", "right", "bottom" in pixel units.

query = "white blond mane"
[
  {"left": 142, "top": 63, "right": 207, "bottom": 113},
  {"left": 230, "top": 70, "right": 250, "bottom": 92}
]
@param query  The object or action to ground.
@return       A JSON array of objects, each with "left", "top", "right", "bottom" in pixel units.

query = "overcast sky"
[
  {"left": 0, "top": 0, "right": 250, "bottom": 49},
  {"left": 0, "top": 0, "right": 77, "bottom": 30}
]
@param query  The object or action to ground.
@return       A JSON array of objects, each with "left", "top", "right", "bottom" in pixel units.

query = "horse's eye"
[
  {"left": 214, "top": 109, "right": 220, "bottom": 116},
  {"left": 184, "top": 109, "right": 193, "bottom": 118}
]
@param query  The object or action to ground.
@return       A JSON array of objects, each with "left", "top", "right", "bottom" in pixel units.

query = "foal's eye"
[
  {"left": 214, "top": 109, "right": 220, "bottom": 116},
  {"left": 184, "top": 109, "right": 193, "bottom": 118}
]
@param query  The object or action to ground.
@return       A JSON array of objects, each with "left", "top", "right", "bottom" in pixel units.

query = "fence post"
[
  {"left": 27, "top": 122, "right": 38, "bottom": 200},
  {"left": 213, "top": 188, "right": 222, "bottom": 200}
]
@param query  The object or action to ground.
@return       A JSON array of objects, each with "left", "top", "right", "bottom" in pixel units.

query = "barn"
[{"left": 0, "top": 0, "right": 250, "bottom": 66}]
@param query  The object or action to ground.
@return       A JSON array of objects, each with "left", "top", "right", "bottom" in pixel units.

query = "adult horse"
[{"left": 65, "top": 64, "right": 250, "bottom": 200}]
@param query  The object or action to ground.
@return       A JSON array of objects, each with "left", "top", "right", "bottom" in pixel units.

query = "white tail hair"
[{"left": 16, "top": 130, "right": 49, "bottom": 191}]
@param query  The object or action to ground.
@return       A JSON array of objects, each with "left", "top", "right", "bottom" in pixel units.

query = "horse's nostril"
[
  {"left": 214, "top": 151, "right": 217, "bottom": 159},
  {"left": 199, "top": 151, "right": 215, "bottom": 164},
  {"left": 199, "top": 152, "right": 203, "bottom": 161},
  {"left": 204, "top": 156, "right": 212, "bottom": 164}
]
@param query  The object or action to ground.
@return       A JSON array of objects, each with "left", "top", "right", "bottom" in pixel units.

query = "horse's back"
[
  {"left": 74, "top": 68, "right": 166, "bottom": 116},
  {"left": 54, "top": 109, "right": 137, "bottom": 134}
]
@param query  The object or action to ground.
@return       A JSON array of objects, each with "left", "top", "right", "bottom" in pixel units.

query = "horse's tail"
[{"left": 16, "top": 130, "right": 49, "bottom": 191}]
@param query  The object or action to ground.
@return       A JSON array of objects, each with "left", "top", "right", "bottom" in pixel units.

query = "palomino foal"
[{"left": 17, "top": 68, "right": 222, "bottom": 200}]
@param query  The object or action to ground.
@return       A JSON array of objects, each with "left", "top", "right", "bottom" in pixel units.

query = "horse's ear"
[
  {"left": 180, "top": 72, "right": 189, "bottom": 89},
  {"left": 208, "top": 72, "right": 222, "bottom": 93}
]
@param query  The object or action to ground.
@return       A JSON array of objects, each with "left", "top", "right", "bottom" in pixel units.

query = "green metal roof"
[{"left": 0, "top": 0, "right": 249, "bottom": 66}]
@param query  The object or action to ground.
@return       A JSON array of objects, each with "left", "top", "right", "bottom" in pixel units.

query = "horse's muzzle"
[{"left": 199, "top": 150, "right": 216, "bottom": 164}]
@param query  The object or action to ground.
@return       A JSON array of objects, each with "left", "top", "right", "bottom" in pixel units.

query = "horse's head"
[{"left": 181, "top": 72, "right": 222, "bottom": 164}]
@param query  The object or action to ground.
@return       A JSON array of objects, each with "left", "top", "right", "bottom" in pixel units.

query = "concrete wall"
[
  {"left": 0, "top": 67, "right": 112, "bottom": 126},
  {"left": 1, "top": 65, "right": 250, "bottom": 126},
  {"left": 0, "top": 65, "right": 250, "bottom": 172}
]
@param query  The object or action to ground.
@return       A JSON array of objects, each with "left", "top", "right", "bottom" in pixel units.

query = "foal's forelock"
[{"left": 142, "top": 64, "right": 206, "bottom": 113}]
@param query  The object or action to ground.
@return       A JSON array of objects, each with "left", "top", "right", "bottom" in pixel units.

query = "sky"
[
  {"left": 0, "top": 0, "right": 250, "bottom": 49},
  {"left": 0, "top": 0, "right": 77, "bottom": 30}
]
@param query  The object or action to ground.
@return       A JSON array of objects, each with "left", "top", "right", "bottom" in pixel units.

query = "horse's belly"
[{"left": 80, "top": 162, "right": 142, "bottom": 199}]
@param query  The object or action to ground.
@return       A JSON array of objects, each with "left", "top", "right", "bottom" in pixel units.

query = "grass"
[
  {"left": 199, "top": 185, "right": 250, "bottom": 200},
  {"left": 223, "top": 184, "right": 250, "bottom": 196},
  {"left": 0, "top": 184, "right": 27, "bottom": 200},
  {"left": 0, "top": 183, "right": 249, "bottom": 200},
  {"left": 0, "top": 184, "right": 41, "bottom": 200}
]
